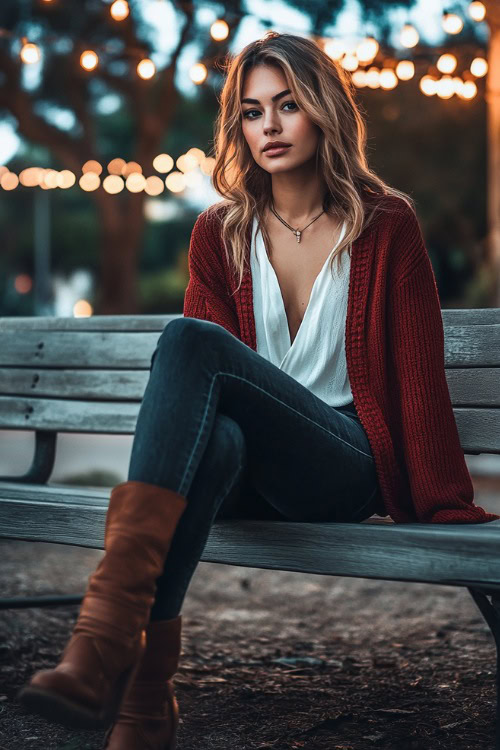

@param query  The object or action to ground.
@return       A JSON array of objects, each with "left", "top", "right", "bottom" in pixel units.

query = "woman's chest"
[{"left": 266, "top": 221, "right": 344, "bottom": 344}]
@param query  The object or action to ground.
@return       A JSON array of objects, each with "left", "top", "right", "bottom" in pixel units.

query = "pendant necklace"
[{"left": 269, "top": 201, "right": 325, "bottom": 243}]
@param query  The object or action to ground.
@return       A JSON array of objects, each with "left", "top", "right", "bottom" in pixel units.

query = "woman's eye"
[{"left": 243, "top": 101, "right": 297, "bottom": 119}]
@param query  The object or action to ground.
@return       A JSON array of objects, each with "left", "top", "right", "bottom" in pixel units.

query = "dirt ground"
[{"left": 1, "top": 475, "right": 500, "bottom": 750}]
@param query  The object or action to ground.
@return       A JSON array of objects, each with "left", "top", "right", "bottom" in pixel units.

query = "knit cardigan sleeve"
[
  {"left": 388, "top": 207, "right": 500, "bottom": 523},
  {"left": 183, "top": 209, "right": 240, "bottom": 338}
]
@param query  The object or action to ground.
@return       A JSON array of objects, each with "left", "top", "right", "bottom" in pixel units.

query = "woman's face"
[{"left": 241, "top": 64, "right": 321, "bottom": 174}]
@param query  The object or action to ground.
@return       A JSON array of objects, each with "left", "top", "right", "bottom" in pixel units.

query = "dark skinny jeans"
[{"left": 127, "top": 318, "right": 385, "bottom": 621}]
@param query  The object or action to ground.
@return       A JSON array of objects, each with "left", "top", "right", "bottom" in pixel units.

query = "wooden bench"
[{"left": 1, "top": 310, "right": 500, "bottom": 745}]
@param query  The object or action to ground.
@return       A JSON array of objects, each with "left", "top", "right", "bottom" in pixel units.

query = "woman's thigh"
[{"left": 170, "top": 318, "right": 383, "bottom": 523}]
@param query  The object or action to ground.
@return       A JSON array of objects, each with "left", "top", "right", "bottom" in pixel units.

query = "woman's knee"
[
  {"left": 150, "top": 318, "right": 225, "bottom": 369},
  {"left": 159, "top": 317, "right": 226, "bottom": 350}
]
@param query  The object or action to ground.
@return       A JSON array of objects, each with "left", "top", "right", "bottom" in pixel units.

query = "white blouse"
[{"left": 250, "top": 215, "right": 353, "bottom": 408}]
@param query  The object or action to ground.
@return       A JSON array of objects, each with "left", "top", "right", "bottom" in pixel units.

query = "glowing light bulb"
[
  {"left": 80, "top": 50, "right": 98, "bottom": 71},
  {"left": 468, "top": 2, "right": 486, "bottom": 22},
  {"left": 110, "top": 0, "right": 129, "bottom": 21},
  {"left": 442, "top": 13, "right": 464, "bottom": 34},
  {"left": 20, "top": 42, "right": 41, "bottom": 64},
  {"left": 470, "top": 57, "right": 488, "bottom": 77},
  {"left": 400, "top": 25, "right": 419, "bottom": 48},
  {"left": 137, "top": 58, "right": 155, "bottom": 80},
  {"left": 437, "top": 54, "right": 457, "bottom": 74},
  {"left": 210, "top": 20, "right": 229, "bottom": 41},
  {"left": 190, "top": 63, "right": 207, "bottom": 84},
  {"left": 396, "top": 60, "right": 414, "bottom": 80}
]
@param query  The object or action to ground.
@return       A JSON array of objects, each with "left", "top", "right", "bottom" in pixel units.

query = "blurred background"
[{"left": 0, "top": 0, "right": 499, "bottom": 482}]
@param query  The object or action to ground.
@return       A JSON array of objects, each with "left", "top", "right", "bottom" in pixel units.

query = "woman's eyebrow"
[{"left": 241, "top": 88, "right": 291, "bottom": 105}]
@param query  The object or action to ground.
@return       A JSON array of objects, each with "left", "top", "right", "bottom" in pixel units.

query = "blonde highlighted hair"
[{"left": 207, "top": 31, "right": 414, "bottom": 293}]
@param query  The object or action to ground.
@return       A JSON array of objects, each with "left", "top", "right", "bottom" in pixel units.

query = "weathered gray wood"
[
  {"left": 0, "top": 396, "right": 139, "bottom": 433},
  {"left": 0, "top": 331, "right": 162, "bottom": 369},
  {"left": 0, "top": 315, "right": 174, "bottom": 332},
  {"left": 0, "top": 397, "right": 498, "bottom": 451},
  {"left": 1, "top": 483, "right": 500, "bottom": 587},
  {"left": 0, "top": 309, "right": 499, "bottom": 331},
  {"left": 0, "top": 367, "right": 497, "bottom": 406},
  {"left": 0, "top": 369, "right": 150, "bottom": 400},
  {"left": 446, "top": 368, "right": 500, "bottom": 406},
  {"left": 0, "top": 324, "right": 499, "bottom": 368}
]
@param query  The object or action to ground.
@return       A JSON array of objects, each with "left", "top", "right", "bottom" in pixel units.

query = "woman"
[{"left": 19, "top": 31, "right": 499, "bottom": 750}]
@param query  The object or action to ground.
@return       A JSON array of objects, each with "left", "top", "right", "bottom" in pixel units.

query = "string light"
[
  {"left": 323, "top": 39, "right": 345, "bottom": 60},
  {"left": 137, "top": 58, "right": 155, "bottom": 79},
  {"left": 442, "top": 13, "right": 464, "bottom": 35},
  {"left": 82, "top": 160, "right": 102, "bottom": 174},
  {"left": 210, "top": 20, "right": 229, "bottom": 41},
  {"left": 437, "top": 53, "right": 457, "bottom": 74},
  {"left": 103, "top": 175, "right": 124, "bottom": 193},
  {"left": 153, "top": 153, "right": 174, "bottom": 172},
  {"left": 341, "top": 54, "right": 358, "bottom": 72},
  {"left": 110, "top": 0, "right": 129, "bottom": 22},
  {"left": 189, "top": 63, "right": 207, "bottom": 84},
  {"left": 79, "top": 172, "right": 100, "bottom": 191},
  {"left": 126, "top": 172, "right": 146, "bottom": 192},
  {"left": 468, "top": 2, "right": 486, "bottom": 22},
  {"left": 379, "top": 68, "right": 398, "bottom": 90},
  {"left": 108, "top": 157, "right": 126, "bottom": 174},
  {"left": 396, "top": 60, "right": 415, "bottom": 80},
  {"left": 400, "top": 24, "right": 419, "bottom": 48},
  {"left": 356, "top": 37, "right": 379, "bottom": 63},
  {"left": 56, "top": 170, "right": 76, "bottom": 188},
  {"left": 73, "top": 300, "right": 93, "bottom": 317},
  {"left": 144, "top": 176, "right": 164, "bottom": 195},
  {"left": 176, "top": 153, "right": 199, "bottom": 173},
  {"left": 20, "top": 41, "right": 41, "bottom": 64},
  {"left": 122, "top": 161, "right": 142, "bottom": 176},
  {"left": 80, "top": 50, "right": 98, "bottom": 71},
  {"left": 14, "top": 275, "right": 33, "bottom": 294},
  {"left": 165, "top": 172, "right": 185, "bottom": 192},
  {"left": 471, "top": 57, "right": 488, "bottom": 77},
  {"left": 1, "top": 172, "right": 19, "bottom": 190}
]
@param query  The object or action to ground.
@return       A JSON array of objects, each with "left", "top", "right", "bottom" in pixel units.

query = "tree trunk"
[
  {"left": 484, "top": 1, "right": 500, "bottom": 306},
  {"left": 93, "top": 189, "right": 146, "bottom": 314}
]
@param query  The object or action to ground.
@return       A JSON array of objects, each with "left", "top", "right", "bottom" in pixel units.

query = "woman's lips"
[{"left": 264, "top": 145, "right": 292, "bottom": 157}]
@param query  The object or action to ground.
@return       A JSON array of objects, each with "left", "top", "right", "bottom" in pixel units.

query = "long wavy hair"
[{"left": 208, "top": 31, "right": 414, "bottom": 293}]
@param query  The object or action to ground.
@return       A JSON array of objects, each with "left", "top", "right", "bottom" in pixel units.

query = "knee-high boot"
[{"left": 18, "top": 480, "right": 188, "bottom": 730}]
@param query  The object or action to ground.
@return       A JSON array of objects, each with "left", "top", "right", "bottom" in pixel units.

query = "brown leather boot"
[
  {"left": 102, "top": 615, "right": 183, "bottom": 750},
  {"left": 18, "top": 481, "right": 187, "bottom": 731}
]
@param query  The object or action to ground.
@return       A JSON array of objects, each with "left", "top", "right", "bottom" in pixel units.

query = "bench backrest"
[{"left": 0, "top": 310, "right": 499, "bottom": 454}]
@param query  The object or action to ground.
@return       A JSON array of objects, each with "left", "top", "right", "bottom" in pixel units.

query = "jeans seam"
[{"left": 178, "top": 369, "right": 374, "bottom": 495}]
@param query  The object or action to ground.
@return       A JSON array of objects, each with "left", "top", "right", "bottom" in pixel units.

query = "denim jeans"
[{"left": 127, "top": 317, "right": 385, "bottom": 621}]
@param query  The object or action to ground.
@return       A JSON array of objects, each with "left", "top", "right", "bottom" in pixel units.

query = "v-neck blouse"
[{"left": 250, "top": 215, "right": 351, "bottom": 407}]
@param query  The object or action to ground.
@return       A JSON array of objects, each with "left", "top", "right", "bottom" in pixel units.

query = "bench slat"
[
  {"left": 1, "top": 309, "right": 498, "bottom": 331},
  {"left": 0, "top": 395, "right": 139, "bottom": 433},
  {"left": 0, "top": 396, "right": 498, "bottom": 452},
  {"left": 0, "top": 367, "right": 497, "bottom": 405},
  {"left": 0, "top": 332, "right": 162, "bottom": 369},
  {"left": 1, "top": 483, "right": 500, "bottom": 587},
  {"left": 0, "top": 369, "right": 150, "bottom": 400},
  {"left": 0, "top": 324, "right": 499, "bottom": 368}
]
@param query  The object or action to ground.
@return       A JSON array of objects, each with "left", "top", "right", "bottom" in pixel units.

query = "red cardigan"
[{"left": 183, "top": 195, "right": 500, "bottom": 524}]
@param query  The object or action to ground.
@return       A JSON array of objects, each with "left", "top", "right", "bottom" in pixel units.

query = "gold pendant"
[{"left": 296, "top": 230, "right": 301, "bottom": 243}]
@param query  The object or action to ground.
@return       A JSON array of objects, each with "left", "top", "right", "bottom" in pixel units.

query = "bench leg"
[
  {"left": 0, "top": 430, "right": 57, "bottom": 484},
  {"left": 468, "top": 587, "right": 500, "bottom": 749}
]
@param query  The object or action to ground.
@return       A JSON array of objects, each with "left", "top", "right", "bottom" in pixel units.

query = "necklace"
[{"left": 270, "top": 201, "right": 325, "bottom": 243}]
